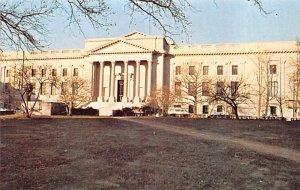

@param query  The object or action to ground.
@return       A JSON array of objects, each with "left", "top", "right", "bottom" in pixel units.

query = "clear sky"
[{"left": 46, "top": 0, "right": 300, "bottom": 49}]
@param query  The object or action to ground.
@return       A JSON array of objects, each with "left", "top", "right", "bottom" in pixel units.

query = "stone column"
[
  {"left": 133, "top": 60, "right": 141, "bottom": 104},
  {"left": 98, "top": 62, "right": 104, "bottom": 102},
  {"left": 122, "top": 61, "right": 129, "bottom": 102},
  {"left": 147, "top": 61, "right": 152, "bottom": 97},
  {"left": 109, "top": 61, "right": 115, "bottom": 102}
]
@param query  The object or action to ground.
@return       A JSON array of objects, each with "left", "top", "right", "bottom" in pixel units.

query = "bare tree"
[
  {"left": 58, "top": 76, "right": 91, "bottom": 116},
  {"left": 175, "top": 64, "right": 211, "bottom": 115},
  {"left": 209, "top": 77, "right": 251, "bottom": 119},
  {"left": 0, "top": 0, "right": 270, "bottom": 51},
  {"left": 7, "top": 59, "right": 55, "bottom": 118},
  {"left": 146, "top": 85, "right": 176, "bottom": 116}
]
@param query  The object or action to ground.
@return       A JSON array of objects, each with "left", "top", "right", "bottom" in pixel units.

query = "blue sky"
[{"left": 46, "top": 0, "right": 300, "bottom": 49}]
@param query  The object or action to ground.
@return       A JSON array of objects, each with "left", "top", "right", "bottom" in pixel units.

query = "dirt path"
[{"left": 119, "top": 118, "right": 300, "bottom": 163}]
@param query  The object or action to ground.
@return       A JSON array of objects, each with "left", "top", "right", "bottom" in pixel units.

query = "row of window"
[
  {"left": 38, "top": 82, "right": 78, "bottom": 95},
  {"left": 175, "top": 64, "right": 277, "bottom": 76},
  {"left": 201, "top": 105, "right": 277, "bottom": 115},
  {"left": 174, "top": 81, "right": 279, "bottom": 97},
  {"left": 5, "top": 68, "right": 79, "bottom": 77}
]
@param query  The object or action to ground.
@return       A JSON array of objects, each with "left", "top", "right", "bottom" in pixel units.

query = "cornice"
[
  {"left": 1, "top": 56, "right": 84, "bottom": 61},
  {"left": 171, "top": 50, "right": 300, "bottom": 56}
]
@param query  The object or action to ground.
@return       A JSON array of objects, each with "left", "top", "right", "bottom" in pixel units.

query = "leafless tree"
[
  {"left": 175, "top": 64, "right": 211, "bottom": 115},
  {"left": 58, "top": 76, "right": 90, "bottom": 116},
  {"left": 146, "top": 85, "right": 176, "bottom": 116},
  {"left": 0, "top": 0, "right": 270, "bottom": 51},
  {"left": 209, "top": 77, "right": 251, "bottom": 119},
  {"left": 7, "top": 59, "right": 56, "bottom": 118}
]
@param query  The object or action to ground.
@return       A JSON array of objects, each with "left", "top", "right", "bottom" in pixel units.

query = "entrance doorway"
[{"left": 117, "top": 80, "right": 124, "bottom": 102}]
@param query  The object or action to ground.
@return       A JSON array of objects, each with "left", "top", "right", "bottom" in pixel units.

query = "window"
[
  {"left": 216, "top": 81, "right": 224, "bottom": 95},
  {"left": 269, "top": 81, "right": 278, "bottom": 97},
  {"left": 31, "top": 82, "right": 36, "bottom": 94},
  {"left": 31, "top": 69, "right": 36, "bottom": 77},
  {"left": 202, "top": 82, "right": 209, "bottom": 96},
  {"left": 232, "top": 65, "right": 238, "bottom": 75},
  {"left": 217, "top": 105, "right": 223, "bottom": 113},
  {"left": 203, "top": 105, "right": 208, "bottom": 114},
  {"left": 62, "top": 68, "right": 68, "bottom": 77},
  {"left": 52, "top": 69, "right": 57, "bottom": 76},
  {"left": 189, "top": 66, "right": 195, "bottom": 75},
  {"left": 203, "top": 66, "right": 209, "bottom": 75},
  {"left": 217, "top": 66, "right": 223, "bottom": 75},
  {"left": 270, "top": 106, "right": 277, "bottom": 116},
  {"left": 42, "top": 69, "right": 46, "bottom": 77},
  {"left": 6, "top": 70, "right": 11, "bottom": 77},
  {"left": 38, "top": 102, "right": 42, "bottom": 111},
  {"left": 175, "top": 82, "right": 181, "bottom": 96},
  {"left": 188, "top": 82, "right": 196, "bottom": 96},
  {"left": 61, "top": 82, "right": 67, "bottom": 95},
  {"left": 72, "top": 82, "right": 78, "bottom": 94},
  {"left": 270, "top": 65, "right": 277, "bottom": 74},
  {"left": 40, "top": 83, "right": 46, "bottom": 95},
  {"left": 230, "top": 81, "right": 238, "bottom": 96},
  {"left": 51, "top": 83, "right": 56, "bottom": 95},
  {"left": 189, "top": 105, "right": 194, "bottom": 113},
  {"left": 175, "top": 66, "right": 181, "bottom": 75},
  {"left": 73, "top": 68, "right": 78, "bottom": 76}
]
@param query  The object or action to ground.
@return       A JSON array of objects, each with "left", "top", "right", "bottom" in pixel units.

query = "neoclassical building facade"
[{"left": 1, "top": 31, "right": 299, "bottom": 118}]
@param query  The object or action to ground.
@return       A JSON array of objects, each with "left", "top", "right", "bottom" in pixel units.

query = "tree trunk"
[{"left": 233, "top": 106, "right": 239, "bottom": 119}]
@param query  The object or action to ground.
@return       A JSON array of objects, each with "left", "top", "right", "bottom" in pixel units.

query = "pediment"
[
  {"left": 89, "top": 39, "right": 151, "bottom": 54},
  {"left": 124, "top": 31, "right": 149, "bottom": 39}
]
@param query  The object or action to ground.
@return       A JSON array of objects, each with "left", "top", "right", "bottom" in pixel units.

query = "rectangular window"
[
  {"left": 31, "top": 82, "right": 36, "bottom": 94},
  {"left": 51, "top": 83, "right": 56, "bottom": 95},
  {"left": 62, "top": 68, "right": 68, "bottom": 77},
  {"left": 269, "top": 81, "right": 278, "bottom": 97},
  {"left": 72, "top": 82, "right": 78, "bottom": 94},
  {"left": 6, "top": 70, "right": 11, "bottom": 77},
  {"left": 216, "top": 81, "right": 224, "bottom": 95},
  {"left": 232, "top": 65, "right": 238, "bottom": 75},
  {"left": 270, "top": 65, "right": 277, "bottom": 74},
  {"left": 202, "top": 82, "right": 209, "bottom": 96},
  {"left": 73, "top": 68, "right": 78, "bottom": 76},
  {"left": 40, "top": 83, "right": 46, "bottom": 95},
  {"left": 175, "top": 66, "right": 181, "bottom": 75},
  {"left": 203, "top": 66, "right": 209, "bottom": 75},
  {"left": 188, "top": 82, "right": 196, "bottom": 96},
  {"left": 175, "top": 82, "right": 181, "bottom": 96},
  {"left": 230, "top": 81, "right": 238, "bottom": 96},
  {"left": 270, "top": 106, "right": 277, "bottom": 116},
  {"left": 217, "top": 66, "right": 223, "bottom": 75},
  {"left": 189, "top": 66, "right": 195, "bottom": 75},
  {"left": 52, "top": 69, "right": 57, "bottom": 76},
  {"left": 31, "top": 69, "right": 36, "bottom": 77},
  {"left": 203, "top": 105, "right": 208, "bottom": 114},
  {"left": 217, "top": 105, "right": 223, "bottom": 113},
  {"left": 61, "top": 82, "right": 67, "bottom": 95},
  {"left": 42, "top": 69, "right": 46, "bottom": 77}
]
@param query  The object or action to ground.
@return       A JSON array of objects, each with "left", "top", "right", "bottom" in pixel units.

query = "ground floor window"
[
  {"left": 217, "top": 105, "right": 223, "bottom": 113},
  {"left": 270, "top": 106, "right": 277, "bottom": 116},
  {"left": 203, "top": 105, "right": 208, "bottom": 114},
  {"left": 189, "top": 105, "right": 194, "bottom": 113}
]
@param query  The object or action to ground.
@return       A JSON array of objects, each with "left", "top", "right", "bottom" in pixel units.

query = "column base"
[
  {"left": 97, "top": 96, "right": 103, "bottom": 102},
  {"left": 108, "top": 96, "right": 115, "bottom": 102},
  {"left": 133, "top": 96, "right": 140, "bottom": 104},
  {"left": 122, "top": 96, "right": 128, "bottom": 103}
]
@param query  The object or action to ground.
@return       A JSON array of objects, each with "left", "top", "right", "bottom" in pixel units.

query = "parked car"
[{"left": 167, "top": 107, "right": 189, "bottom": 117}]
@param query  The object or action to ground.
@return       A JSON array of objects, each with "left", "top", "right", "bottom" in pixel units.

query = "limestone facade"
[{"left": 1, "top": 31, "right": 299, "bottom": 118}]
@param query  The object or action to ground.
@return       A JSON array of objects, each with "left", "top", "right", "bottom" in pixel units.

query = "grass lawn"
[{"left": 0, "top": 117, "right": 299, "bottom": 189}]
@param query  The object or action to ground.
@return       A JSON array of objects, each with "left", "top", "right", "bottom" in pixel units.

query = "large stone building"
[{"left": 1, "top": 31, "right": 299, "bottom": 118}]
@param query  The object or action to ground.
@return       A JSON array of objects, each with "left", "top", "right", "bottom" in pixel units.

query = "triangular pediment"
[
  {"left": 124, "top": 31, "right": 150, "bottom": 39},
  {"left": 89, "top": 39, "right": 151, "bottom": 54}
]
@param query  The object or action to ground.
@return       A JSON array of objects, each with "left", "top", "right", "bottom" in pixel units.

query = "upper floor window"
[
  {"left": 217, "top": 66, "right": 223, "bottom": 75},
  {"left": 52, "top": 69, "right": 57, "bottom": 76},
  {"left": 269, "top": 81, "right": 278, "bottom": 97},
  {"left": 203, "top": 66, "right": 209, "bottom": 75},
  {"left": 61, "top": 82, "right": 67, "bottom": 95},
  {"left": 51, "top": 83, "right": 56, "bottom": 95},
  {"left": 230, "top": 81, "right": 238, "bottom": 96},
  {"left": 6, "top": 70, "right": 11, "bottom": 77},
  {"left": 73, "top": 68, "right": 78, "bottom": 76},
  {"left": 72, "top": 82, "right": 78, "bottom": 94},
  {"left": 62, "top": 68, "right": 68, "bottom": 77},
  {"left": 31, "top": 69, "right": 36, "bottom": 77},
  {"left": 175, "top": 82, "right": 181, "bottom": 96},
  {"left": 216, "top": 81, "right": 224, "bottom": 95},
  {"left": 270, "top": 65, "right": 277, "bottom": 74},
  {"left": 42, "top": 69, "right": 46, "bottom": 77},
  {"left": 40, "top": 82, "right": 46, "bottom": 95},
  {"left": 189, "top": 66, "right": 195, "bottom": 75},
  {"left": 232, "top": 65, "right": 238, "bottom": 75},
  {"left": 202, "top": 82, "right": 209, "bottom": 96},
  {"left": 175, "top": 66, "right": 181, "bottom": 75},
  {"left": 188, "top": 82, "right": 196, "bottom": 96}
]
